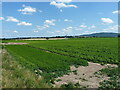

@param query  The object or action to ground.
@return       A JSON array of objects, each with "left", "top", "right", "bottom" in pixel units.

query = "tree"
[{"left": 46, "top": 37, "right": 49, "bottom": 40}]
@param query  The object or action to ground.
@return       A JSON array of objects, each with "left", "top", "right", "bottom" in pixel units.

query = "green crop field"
[
  {"left": 4, "top": 38, "right": 119, "bottom": 65},
  {"left": 2, "top": 1, "right": 119, "bottom": 88},
  {"left": 5, "top": 45, "right": 88, "bottom": 72},
  {"left": 2, "top": 37, "right": 119, "bottom": 88},
  {"left": 29, "top": 38, "right": 118, "bottom": 65}
]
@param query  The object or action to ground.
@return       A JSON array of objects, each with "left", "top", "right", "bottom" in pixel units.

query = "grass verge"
[{"left": 2, "top": 47, "right": 50, "bottom": 88}]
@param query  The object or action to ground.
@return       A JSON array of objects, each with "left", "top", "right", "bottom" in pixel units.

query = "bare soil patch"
[
  {"left": 55, "top": 62, "right": 118, "bottom": 88},
  {"left": 0, "top": 43, "right": 28, "bottom": 45},
  {"left": 21, "top": 38, "right": 67, "bottom": 40}
]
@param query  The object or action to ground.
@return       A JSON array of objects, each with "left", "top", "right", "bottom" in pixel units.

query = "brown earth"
[
  {"left": 55, "top": 62, "right": 118, "bottom": 88},
  {"left": 0, "top": 43, "right": 28, "bottom": 45},
  {"left": 21, "top": 38, "right": 67, "bottom": 40}
]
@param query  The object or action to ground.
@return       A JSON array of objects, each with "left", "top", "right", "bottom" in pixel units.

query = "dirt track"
[
  {"left": 1, "top": 40, "right": 118, "bottom": 88},
  {"left": 55, "top": 62, "right": 118, "bottom": 88},
  {"left": 21, "top": 38, "right": 67, "bottom": 40},
  {"left": 0, "top": 43, "right": 28, "bottom": 45}
]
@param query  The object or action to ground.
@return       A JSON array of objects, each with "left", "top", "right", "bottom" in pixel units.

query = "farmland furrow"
[
  {"left": 25, "top": 45, "right": 79, "bottom": 58},
  {"left": 25, "top": 45, "right": 118, "bottom": 65}
]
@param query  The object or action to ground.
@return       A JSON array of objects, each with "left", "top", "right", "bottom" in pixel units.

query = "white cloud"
[
  {"left": 103, "top": 25, "right": 118, "bottom": 32},
  {"left": 64, "top": 19, "right": 72, "bottom": 22},
  {"left": 55, "top": 30, "right": 61, "bottom": 33},
  {"left": 112, "top": 10, "right": 120, "bottom": 14},
  {"left": 79, "top": 25, "right": 87, "bottom": 28},
  {"left": 35, "top": 20, "right": 56, "bottom": 31},
  {"left": 36, "top": 24, "right": 50, "bottom": 30},
  {"left": 88, "top": 24, "right": 96, "bottom": 29},
  {"left": 84, "top": 31, "right": 90, "bottom": 33},
  {"left": 81, "top": 31, "right": 97, "bottom": 35},
  {"left": 60, "top": 9, "right": 63, "bottom": 12},
  {"left": 67, "top": 26, "right": 73, "bottom": 29},
  {"left": 17, "top": 21, "right": 32, "bottom": 26},
  {"left": 91, "top": 24, "right": 96, "bottom": 28},
  {"left": 44, "top": 19, "right": 56, "bottom": 26},
  {"left": 47, "top": 31, "right": 54, "bottom": 34},
  {"left": 74, "top": 24, "right": 96, "bottom": 31},
  {"left": 56, "top": 0, "right": 72, "bottom": 3},
  {"left": 50, "top": 1, "right": 77, "bottom": 8},
  {"left": 33, "top": 30, "right": 39, "bottom": 33},
  {"left": 74, "top": 27, "right": 83, "bottom": 31},
  {"left": 13, "top": 30, "right": 18, "bottom": 33},
  {"left": 63, "top": 26, "right": 73, "bottom": 34},
  {"left": 0, "top": 17, "right": 4, "bottom": 20},
  {"left": 101, "top": 18, "right": 113, "bottom": 24},
  {"left": 6, "top": 16, "right": 19, "bottom": 22},
  {"left": 54, "top": 30, "right": 65, "bottom": 35},
  {"left": 38, "top": 10, "right": 42, "bottom": 13},
  {"left": 18, "top": 5, "right": 36, "bottom": 15},
  {"left": 43, "top": 24, "right": 50, "bottom": 28}
]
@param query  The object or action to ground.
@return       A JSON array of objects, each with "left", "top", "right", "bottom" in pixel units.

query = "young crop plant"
[
  {"left": 5, "top": 45, "right": 88, "bottom": 82},
  {"left": 27, "top": 38, "right": 118, "bottom": 65},
  {"left": 3, "top": 37, "right": 118, "bottom": 86},
  {"left": 98, "top": 66, "right": 120, "bottom": 89}
]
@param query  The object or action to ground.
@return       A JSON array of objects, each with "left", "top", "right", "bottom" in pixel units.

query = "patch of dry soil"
[
  {"left": 0, "top": 43, "right": 28, "bottom": 45},
  {"left": 21, "top": 38, "right": 67, "bottom": 40},
  {"left": 55, "top": 62, "right": 118, "bottom": 88}
]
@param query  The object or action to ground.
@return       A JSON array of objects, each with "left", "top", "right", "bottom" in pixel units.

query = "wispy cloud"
[
  {"left": 79, "top": 25, "right": 87, "bottom": 28},
  {"left": 6, "top": 16, "right": 19, "bottom": 22},
  {"left": 47, "top": 31, "right": 54, "bottom": 34},
  {"left": 36, "top": 25, "right": 49, "bottom": 30},
  {"left": 33, "top": 19, "right": 56, "bottom": 31},
  {"left": 0, "top": 17, "right": 4, "bottom": 20},
  {"left": 17, "top": 21, "right": 32, "bottom": 26},
  {"left": 101, "top": 18, "right": 113, "bottom": 24},
  {"left": 112, "top": 10, "right": 120, "bottom": 14},
  {"left": 88, "top": 24, "right": 96, "bottom": 29},
  {"left": 13, "top": 30, "right": 18, "bottom": 33},
  {"left": 63, "top": 26, "right": 73, "bottom": 34},
  {"left": 103, "top": 25, "right": 118, "bottom": 32},
  {"left": 18, "top": 5, "right": 37, "bottom": 15},
  {"left": 33, "top": 30, "right": 39, "bottom": 33},
  {"left": 50, "top": 1, "right": 77, "bottom": 8},
  {"left": 44, "top": 19, "right": 56, "bottom": 26},
  {"left": 56, "top": 0, "right": 73, "bottom": 3},
  {"left": 64, "top": 19, "right": 72, "bottom": 22},
  {"left": 60, "top": 9, "right": 63, "bottom": 12}
]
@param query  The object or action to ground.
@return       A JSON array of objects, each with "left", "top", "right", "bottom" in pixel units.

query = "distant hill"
[{"left": 80, "top": 32, "right": 119, "bottom": 37}]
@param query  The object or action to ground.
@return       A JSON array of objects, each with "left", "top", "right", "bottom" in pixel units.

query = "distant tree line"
[{"left": 1, "top": 34, "right": 119, "bottom": 40}]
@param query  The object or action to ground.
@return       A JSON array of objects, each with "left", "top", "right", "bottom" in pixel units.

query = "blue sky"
[{"left": 0, "top": 1, "right": 118, "bottom": 38}]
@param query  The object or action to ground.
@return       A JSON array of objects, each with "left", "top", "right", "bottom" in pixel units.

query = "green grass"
[
  {"left": 4, "top": 38, "right": 118, "bottom": 65},
  {"left": 2, "top": 37, "right": 119, "bottom": 87},
  {"left": 5, "top": 45, "right": 88, "bottom": 72},
  {"left": 34, "top": 38, "right": 118, "bottom": 64},
  {"left": 60, "top": 82, "right": 87, "bottom": 88},
  {"left": 5, "top": 38, "right": 118, "bottom": 64},
  {"left": 2, "top": 48, "right": 50, "bottom": 88},
  {"left": 98, "top": 66, "right": 120, "bottom": 89},
  {"left": 4, "top": 44, "right": 88, "bottom": 82}
]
